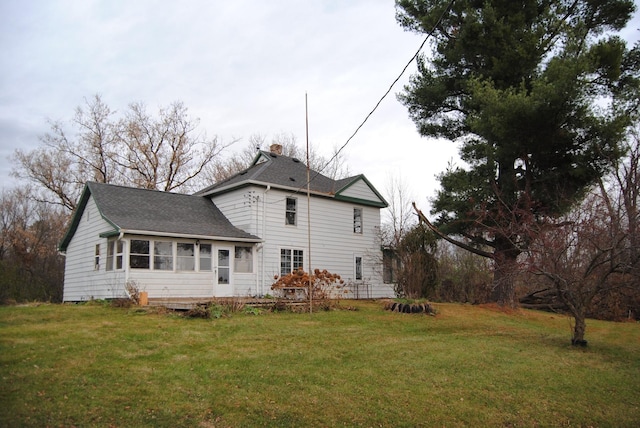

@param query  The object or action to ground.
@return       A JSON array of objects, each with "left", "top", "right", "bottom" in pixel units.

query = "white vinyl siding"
[
  {"left": 62, "top": 195, "right": 259, "bottom": 300},
  {"left": 63, "top": 177, "right": 391, "bottom": 302},
  {"left": 62, "top": 197, "right": 128, "bottom": 301},
  {"left": 338, "top": 178, "right": 385, "bottom": 204},
  {"left": 125, "top": 239, "right": 257, "bottom": 298},
  {"left": 205, "top": 189, "right": 259, "bottom": 234},
  {"left": 211, "top": 187, "right": 391, "bottom": 298}
]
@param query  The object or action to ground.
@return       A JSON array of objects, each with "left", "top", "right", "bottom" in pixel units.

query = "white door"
[{"left": 215, "top": 247, "right": 233, "bottom": 297}]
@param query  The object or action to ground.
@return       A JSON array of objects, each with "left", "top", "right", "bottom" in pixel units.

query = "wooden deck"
[{"left": 147, "top": 296, "right": 292, "bottom": 310}]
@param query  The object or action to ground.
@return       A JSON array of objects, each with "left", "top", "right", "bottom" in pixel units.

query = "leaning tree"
[{"left": 397, "top": 0, "right": 640, "bottom": 306}]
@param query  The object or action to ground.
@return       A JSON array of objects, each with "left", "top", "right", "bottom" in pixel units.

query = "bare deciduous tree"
[
  {"left": 0, "top": 186, "right": 66, "bottom": 302},
  {"left": 381, "top": 173, "right": 416, "bottom": 248},
  {"left": 118, "top": 101, "right": 224, "bottom": 192},
  {"left": 200, "top": 132, "right": 352, "bottom": 186},
  {"left": 526, "top": 193, "right": 634, "bottom": 345},
  {"left": 12, "top": 95, "right": 225, "bottom": 211},
  {"left": 525, "top": 129, "right": 640, "bottom": 345}
]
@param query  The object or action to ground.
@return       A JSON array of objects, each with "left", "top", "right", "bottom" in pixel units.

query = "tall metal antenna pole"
[{"left": 306, "top": 92, "right": 312, "bottom": 314}]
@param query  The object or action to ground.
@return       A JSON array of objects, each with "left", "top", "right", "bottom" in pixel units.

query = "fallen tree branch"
[{"left": 412, "top": 202, "right": 494, "bottom": 259}]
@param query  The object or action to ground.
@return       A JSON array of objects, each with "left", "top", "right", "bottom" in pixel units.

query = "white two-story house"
[{"left": 59, "top": 145, "right": 393, "bottom": 301}]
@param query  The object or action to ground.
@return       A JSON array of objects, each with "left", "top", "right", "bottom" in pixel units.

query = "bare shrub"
[
  {"left": 271, "top": 268, "right": 348, "bottom": 301},
  {"left": 124, "top": 280, "right": 141, "bottom": 305}
]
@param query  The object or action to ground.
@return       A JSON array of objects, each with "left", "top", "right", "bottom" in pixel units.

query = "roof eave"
[
  {"left": 201, "top": 179, "right": 335, "bottom": 199},
  {"left": 118, "top": 229, "right": 263, "bottom": 243},
  {"left": 335, "top": 174, "right": 389, "bottom": 208},
  {"left": 334, "top": 195, "right": 388, "bottom": 208},
  {"left": 58, "top": 184, "right": 93, "bottom": 252}
]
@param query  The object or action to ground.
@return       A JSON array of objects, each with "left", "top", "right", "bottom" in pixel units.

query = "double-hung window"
[
  {"left": 280, "top": 248, "right": 304, "bottom": 276},
  {"left": 355, "top": 256, "right": 363, "bottom": 280},
  {"left": 353, "top": 208, "right": 363, "bottom": 234},
  {"left": 285, "top": 197, "right": 297, "bottom": 225}
]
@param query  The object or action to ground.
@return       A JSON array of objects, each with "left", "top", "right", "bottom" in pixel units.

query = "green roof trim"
[
  {"left": 99, "top": 230, "right": 121, "bottom": 238},
  {"left": 59, "top": 184, "right": 93, "bottom": 252},
  {"left": 334, "top": 194, "right": 388, "bottom": 208},
  {"left": 59, "top": 182, "right": 260, "bottom": 252},
  {"left": 334, "top": 175, "right": 389, "bottom": 208}
]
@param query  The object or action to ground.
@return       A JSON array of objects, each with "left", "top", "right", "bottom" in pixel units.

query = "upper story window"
[
  {"left": 353, "top": 208, "right": 363, "bottom": 234},
  {"left": 285, "top": 197, "right": 297, "bottom": 225}
]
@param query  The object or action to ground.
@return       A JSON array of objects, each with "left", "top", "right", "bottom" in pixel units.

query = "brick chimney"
[{"left": 269, "top": 143, "right": 283, "bottom": 155}]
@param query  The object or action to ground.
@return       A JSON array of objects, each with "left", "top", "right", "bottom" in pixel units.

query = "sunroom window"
[
  {"left": 154, "top": 241, "right": 173, "bottom": 271},
  {"left": 234, "top": 246, "right": 253, "bottom": 273},
  {"left": 199, "top": 243, "right": 212, "bottom": 271},
  {"left": 130, "top": 239, "right": 150, "bottom": 269},
  {"left": 177, "top": 243, "right": 195, "bottom": 271}
]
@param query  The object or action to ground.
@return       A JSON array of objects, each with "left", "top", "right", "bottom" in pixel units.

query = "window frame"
[
  {"left": 115, "top": 240, "right": 124, "bottom": 270},
  {"left": 94, "top": 244, "right": 100, "bottom": 271},
  {"left": 280, "top": 248, "right": 304, "bottom": 277},
  {"left": 234, "top": 246, "right": 254, "bottom": 273},
  {"left": 353, "top": 208, "right": 363, "bottom": 234},
  {"left": 176, "top": 242, "right": 195, "bottom": 271},
  {"left": 153, "top": 240, "right": 174, "bottom": 271},
  {"left": 106, "top": 239, "right": 124, "bottom": 271},
  {"left": 129, "top": 239, "right": 151, "bottom": 269},
  {"left": 199, "top": 243, "right": 212, "bottom": 271},
  {"left": 354, "top": 255, "right": 363, "bottom": 281},
  {"left": 285, "top": 197, "right": 297, "bottom": 226}
]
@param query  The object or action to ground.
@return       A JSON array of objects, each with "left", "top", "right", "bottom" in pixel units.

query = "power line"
[
  {"left": 265, "top": 0, "right": 455, "bottom": 204},
  {"left": 315, "top": 0, "right": 455, "bottom": 178}
]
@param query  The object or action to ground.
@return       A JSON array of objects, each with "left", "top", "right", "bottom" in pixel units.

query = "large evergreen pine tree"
[{"left": 396, "top": 0, "right": 640, "bottom": 306}]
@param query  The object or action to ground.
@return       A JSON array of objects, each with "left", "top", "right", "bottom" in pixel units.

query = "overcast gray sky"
[{"left": 1, "top": 0, "right": 639, "bottom": 212}]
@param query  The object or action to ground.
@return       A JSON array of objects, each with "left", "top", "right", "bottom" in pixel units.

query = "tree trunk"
[
  {"left": 491, "top": 242, "right": 520, "bottom": 308},
  {"left": 571, "top": 311, "right": 588, "bottom": 346}
]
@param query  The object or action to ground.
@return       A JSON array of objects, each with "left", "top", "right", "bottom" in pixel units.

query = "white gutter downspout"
[
  {"left": 261, "top": 185, "right": 270, "bottom": 296},
  {"left": 117, "top": 231, "right": 129, "bottom": 298}
]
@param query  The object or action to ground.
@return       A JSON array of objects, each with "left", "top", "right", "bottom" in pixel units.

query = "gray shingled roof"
[
  {"left": 196, "top": 151, "right": 356, "bottom": 196},
  {"left": 60, "top": 182, "right": 260, "bottom": 251}
]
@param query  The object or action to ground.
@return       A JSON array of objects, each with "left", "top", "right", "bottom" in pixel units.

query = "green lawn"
[{"left": 1, "top": 301, "right": 638, "bottom": 427}]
